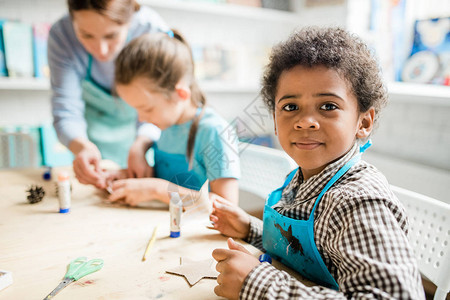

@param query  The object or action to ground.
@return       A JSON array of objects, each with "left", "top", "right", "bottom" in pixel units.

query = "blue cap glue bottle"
[{"left": 169, "top": 192, "right": 182, "bottom": 238}]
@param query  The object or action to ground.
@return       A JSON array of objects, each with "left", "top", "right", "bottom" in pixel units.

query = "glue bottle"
[
  {"left": 57, "top": 171, "right": 71, "bottom": 213},
  {"left": 169, "top": 192, "right": 182, "bottom": 238}
]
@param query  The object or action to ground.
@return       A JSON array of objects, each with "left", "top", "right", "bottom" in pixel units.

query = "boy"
[{"left": 210, "top": 27, "right": 425, "bottom": 299}]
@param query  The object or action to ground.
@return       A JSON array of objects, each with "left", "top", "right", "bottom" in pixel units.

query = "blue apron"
[
  {"left": 153, "top": 108, "right": 205, "bottom": 191},
  {"left": 153, "top": 145, "right": 203, "bottom": 191},
  {"left": 262, "top": 141, "right": 372, "bottom": 290},
  {"left": 81, "top": 55, "right": 137, "bottom": 168}
]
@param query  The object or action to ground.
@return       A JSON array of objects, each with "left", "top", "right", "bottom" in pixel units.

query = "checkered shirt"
[{"left": 242, "top": 144, "right": 425, "bottom": 299}]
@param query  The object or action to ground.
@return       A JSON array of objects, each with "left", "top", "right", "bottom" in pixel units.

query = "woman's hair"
[
  {"left": 115, "top": 29, "right": 206, "bottom": 164},
  {"left": 261, "top": 26, "right": 387, "bottom": 128},
  {"left": 67, "top": 0, "right": 139, "bottom": 25}
]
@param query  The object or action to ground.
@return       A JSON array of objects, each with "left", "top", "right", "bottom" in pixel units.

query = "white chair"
[
  {"left": 238, "top": 143, "right": 297, "bottom": 214},
  {"left": 391, "top": 185, "right": 450, "bottom": 300}
]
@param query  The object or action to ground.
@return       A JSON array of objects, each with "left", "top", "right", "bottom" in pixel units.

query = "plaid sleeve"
[
  {"left": 321, "top": 191, "right": 425, "bottom": 299},
  {"left": 240, "top": 263, "right": 348, "bottom": 299},
  {"left": 244, "top": 215, "right": 264, "bottom": 251}
]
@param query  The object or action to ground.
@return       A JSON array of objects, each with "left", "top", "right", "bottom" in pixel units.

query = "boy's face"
[{"left": 273, "top": 65, "right": 374, "bottom": 180}]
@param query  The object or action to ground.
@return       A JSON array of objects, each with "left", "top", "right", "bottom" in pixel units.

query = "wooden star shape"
[{"left": 166, "top": 257, "right": 219, "bottom": 286}]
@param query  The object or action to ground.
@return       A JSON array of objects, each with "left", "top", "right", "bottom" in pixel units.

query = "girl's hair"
[
  {"left": 261, "top": 26, "right": 387, "bottom": 128},
  {"left": 115, "top": 29, "right": 206, "bottom": 164},
  {"left": 67, "top": 0, "right": 140, "bottom": 25}
]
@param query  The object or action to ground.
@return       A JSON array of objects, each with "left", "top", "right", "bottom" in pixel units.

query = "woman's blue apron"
[
  {"left": 81, "top": 55, "right": 137, "bottom": 168},
  {"left": 262, "top": 141, "right": 372, "bottom": 290}
]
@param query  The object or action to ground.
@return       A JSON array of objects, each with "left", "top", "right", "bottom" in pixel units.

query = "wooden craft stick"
[{"left": 142, "top": 225, "right": 159, "bottom": 262}]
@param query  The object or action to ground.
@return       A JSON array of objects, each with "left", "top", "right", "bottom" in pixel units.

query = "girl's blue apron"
[
  {"left": 81, "top": 55, "right": 137, "bottom": 168},
  {"left": 153, "top": 145, "right": 203, "bottom": 191},
  {"left": 153, "top": 108, "right": 205, "bottom": 191},
  {"left": 262, "top": 141, "right": 372, "bottom": 290}
]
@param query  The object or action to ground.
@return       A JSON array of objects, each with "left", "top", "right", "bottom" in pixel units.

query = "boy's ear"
[
  {"left": 175, "top": 82, "right": 191, "bottom": 101},
  {"left": 273, "top": 112, "right": 277, "bottom": 136},
  {"left": 356, "top": 107, "right": 375, "bottom": 139}
]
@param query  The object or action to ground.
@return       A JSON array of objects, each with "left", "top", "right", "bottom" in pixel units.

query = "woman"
[{"left": 48, "top": 0, "right": 168, "bottom": 188}]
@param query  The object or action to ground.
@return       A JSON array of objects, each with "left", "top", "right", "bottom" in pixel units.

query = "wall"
[{"left": 0, "top": 0, "right": 449, "bottom": 203}]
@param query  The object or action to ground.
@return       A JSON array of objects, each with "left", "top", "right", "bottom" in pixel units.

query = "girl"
[
  {"left": 48, "top": 0, "right": 167, "bottom": 188},
  {"left": 210, "top": 27, "right": 424, "bottom": 299},
  {"left": 107, "top": 30, "right": 240, "bottom": 205}
]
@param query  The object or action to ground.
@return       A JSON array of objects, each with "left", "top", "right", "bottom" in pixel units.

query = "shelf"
[
  {"left": 1, "top": 78, "right": 449, "bottom": 105},
  {"left": 0, "top": 77, "right": 261, "bottom": 94},
  {"left": 139, "top": 0, "right": 300, "bottom": 24},
  {"left": 200, "top": 81, "right": 259, "bottom": 94},
  {"left": 388, "top": 82, "right": 450, "bottom": 106},
  {"left": 0, "top": 77, "right": 50, "bottom": 90}
]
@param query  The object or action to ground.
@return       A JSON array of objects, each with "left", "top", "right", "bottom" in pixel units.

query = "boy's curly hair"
[{"left": 261, "top": 27, "right": 387, "bottom": 126}]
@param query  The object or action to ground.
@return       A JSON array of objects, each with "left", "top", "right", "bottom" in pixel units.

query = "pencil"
[{"left": 142, "top": 225, "right": 159, "bottom": 262}]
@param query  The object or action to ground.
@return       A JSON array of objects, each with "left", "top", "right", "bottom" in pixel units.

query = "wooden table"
[{"left": 0, "top": 167, "right": 311, "bottom": 299}]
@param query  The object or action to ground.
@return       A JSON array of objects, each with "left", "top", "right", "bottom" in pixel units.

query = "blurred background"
[{"left": 0, "top": 0, "right": 449, "bottom": 203}]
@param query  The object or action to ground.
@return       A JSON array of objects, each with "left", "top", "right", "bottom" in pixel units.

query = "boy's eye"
[
  {"left": 282, "top": 104, "right": 298, "bottom": 111},
  {"left": 320, "top": 103, "right": 338, "bottom": 111}
]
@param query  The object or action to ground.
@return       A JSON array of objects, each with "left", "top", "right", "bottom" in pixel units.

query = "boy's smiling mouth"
[{"left": 292, "top": 139, "right": 323, "bottom": 150}]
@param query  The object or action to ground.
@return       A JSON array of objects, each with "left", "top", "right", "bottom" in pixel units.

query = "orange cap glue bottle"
[{"left": 57, "top": 171, "right": 71, "bottom": 213}]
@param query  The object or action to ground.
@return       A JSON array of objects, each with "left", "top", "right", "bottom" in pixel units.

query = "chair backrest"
[
  {"left": 239, "top": 143, "right": 297, "bottom": 200},
  {"left": 391, "top": 185, "right": 450, "bottom": 300}
]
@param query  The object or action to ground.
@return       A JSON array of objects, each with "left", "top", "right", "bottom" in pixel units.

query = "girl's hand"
[
  {"left": 108, "top": 178, "right": 168, "bottom": 206},
  {"left": 103, "top": 169, "right": 128, "bottom": 190},
  {"left": 127, "top": 136, "right": 153, "bottom": 178},
  {"left": 210, "top": 194, "right": 250, "bottom": 239},
  {"left": 212, "top": 238, "right": 260, "bottom": 300}
]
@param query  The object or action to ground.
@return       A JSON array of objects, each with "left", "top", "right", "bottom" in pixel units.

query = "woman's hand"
[
  {"left": 70, "top": 138, "right": 105, "bottom": 188},
  {"left": 209, "top": 194, "right": 250, "bottom": 239},
  {"left": 212, "top": 238, "right": 260, "bottom": 300},
  {"left": 127, "top": 136, "right": 153, "bottom": 178},
  {"left": 108, "top": 178, "right": 169, "bottom": 206}
]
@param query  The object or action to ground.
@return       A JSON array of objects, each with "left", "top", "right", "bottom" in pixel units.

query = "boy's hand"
[
  {"left": 107, "top": 178, "right": 168, "bottom": 206},
  {"left": 212, "top": 238, "right": 260, "bottom": 300},
  {"left": 209, "top": 194, "right": 250, "bottom": 239}
]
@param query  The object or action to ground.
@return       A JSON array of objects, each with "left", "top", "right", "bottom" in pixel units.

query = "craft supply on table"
[
  {"left": 259, "top": 253, "right": 272, "bottom": 264},
  {"left": 180, "top": 180, "right": 212, "bottom": 227},
  {"left": 169, "top": 192, "right": 182, "bottom": 238},
  {"left": 43, "top": 257, "right": 103, "bottom": 300},
  {"left": 166, "top": 257, "right": 219, "bottom": 287},
  {"left": 26, "top": 185, "right": 45, "bottom": 204},
  {"left": 142, "top": 225, "right": 159, "bottom": 262},
  {"left": 56, "top": 171, "right": 71, "bottom": 213},
  {"left": 105, "top": 184, "right": 113, "bottom": 194},
  {"left": 0, "top": 270, "right": 13, "bottom": 291},
  {"left": 42, "top": 166, "right": 52, "bottom": 181}
]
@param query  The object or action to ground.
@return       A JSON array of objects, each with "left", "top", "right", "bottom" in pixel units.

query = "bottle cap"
[
  {"left": 259, "top": 254, "right": 272, "bottom": 264},
  {"left": 42, "top": 167, "right": 52, "bottom": 181},
  {"left": 58, "top": 171, "right": 70, "bottom": 182},
  {"left": 59, "top": 208, "right": 70, "bottom": 213},
  {"left": 170, "top": 231, "right": 180, "bottom": 238}
]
